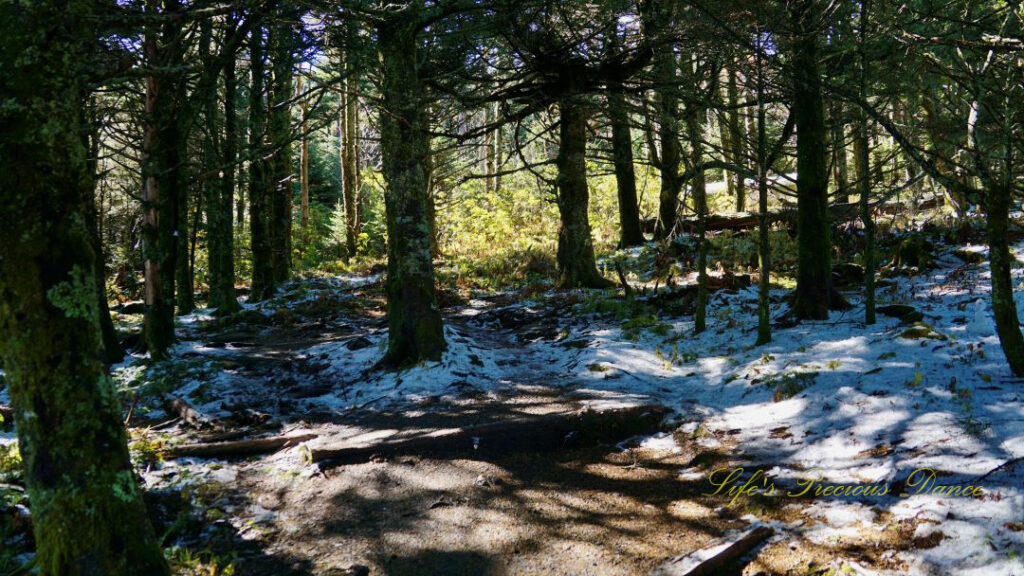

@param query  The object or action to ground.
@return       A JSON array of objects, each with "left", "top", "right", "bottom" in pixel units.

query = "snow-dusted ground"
[
  {"left": 242, "top": 242, "right": 1021, "bottom": 575},
  {"left": 5, "top": 239, "right": 1020, "bottom": 574}
]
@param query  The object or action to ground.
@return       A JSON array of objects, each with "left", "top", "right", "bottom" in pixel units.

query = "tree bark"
[
  {"left": 207, "top": 23, "right": 240, "bottom": 314},
  {"left": 175, "top": 181, "right": 195, "bottom": 315},
  {"left": 726, "top": 62, "right": 747, "bottom": 213},
  {"left": 268, "top": 14, "right": 296, "bottom": 285},
  {"left": 142, "top": 0, "right": 185, "bottom": 358},
  {"left": 378, "top": 9, "right": 446, "bottom": 366},
  {"left": 84, "top": 114, "right": 125, "bottom": 364},
  {"left": 299, "top": 74, "right": 310, "bottom": 256},
  {"left": 342, "top": 47, "right": 361, "bottom": 258},
  {"left": 686, "top": 101, "right": 709, "bottom": 334},
  {"left": 755, "top": 29, "right": 772, "bottom": 346},
  {"left": 249, "top": 25, "right": 275, "bottom": 301},
  {"left": 608, "top": 81, "right": 644, "bottom": 248},
  {"left": 653, "top": 46, "right": 682, "bottom": 240},
  {"left": 831, "top": 103, "right": 850, "bottom": 203},
  {"left": 555, "top": 92, "right": 612, "bottom": 288},
  {"left": 790, "top": 2, "right": 833, "bottom": 320},
  {"left": 0, "top": 2, "right": 169, "bottom": 572},
  {"left": 986, "top": 182, "right": 1024, "bottom": 376},
  {"left": 857, "top": 0, "right": 875, "bottom": 325}
]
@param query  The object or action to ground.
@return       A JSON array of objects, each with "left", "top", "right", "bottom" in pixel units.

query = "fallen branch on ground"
[
  {"left": 977, "top": 457, "right": 1024, "bottom": 483},
  {"left": 164, "top": 396, "right": 219, "bottom": 430},
  {"left": 650, "top": 525, "right": 774, "bottom": 576},
  {"left": 165, "top": 433, "right": 318, "bottom": 459},
  {"left": 312, "top": 404, "right": 670, "bottom": 466}
]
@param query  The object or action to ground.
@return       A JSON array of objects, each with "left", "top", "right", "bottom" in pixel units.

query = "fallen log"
[
  {"left": 676, "top": 197, "right": 937, "bottom": 234},
  {"left": 166, "top": 433, "right": 318, "bottom": 459},
  {"left": 163, "top": 396, "right": 218, "bottom": 430},
  {"left": 312, "top": 404, "right": 670, "bottom": 466},
  {"left": 650, "top": 526, "right": 774, "bottom": 576}
]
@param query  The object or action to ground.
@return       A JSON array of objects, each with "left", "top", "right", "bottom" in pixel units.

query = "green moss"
[
  {"left": 0, "top": 442, "right": 22, "bottom": 484},
  {"left": 45, "top": 264, "right": 97, "bottom": 320},
  {"left": 900, "top": 322, "right": 947, "bottom": 340}
]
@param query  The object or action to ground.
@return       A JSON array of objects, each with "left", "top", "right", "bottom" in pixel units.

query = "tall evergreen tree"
[{"left": 0, "top": 1, "right": 170, "bottom": 573}]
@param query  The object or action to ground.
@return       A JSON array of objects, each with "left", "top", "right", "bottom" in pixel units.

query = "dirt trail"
[
  {"left": 146, "top": 283, "right": 750, "bottom": 575},
  {"left": 142, "top": 279, "right": 919, "bottom": 576}
]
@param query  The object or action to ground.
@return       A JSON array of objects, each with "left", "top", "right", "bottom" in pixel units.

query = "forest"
[{"left": 0, "top": 0, "right": 1022, "bottom": 574}]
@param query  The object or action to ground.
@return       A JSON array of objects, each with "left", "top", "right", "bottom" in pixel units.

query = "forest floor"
[{"left": 3, "top": 226, "right": 1024, "bottom": 576}]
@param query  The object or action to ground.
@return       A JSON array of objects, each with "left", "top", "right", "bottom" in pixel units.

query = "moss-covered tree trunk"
[
  {"left": 607, "top": 81, "right": 644, "bottom": 248},
  {"left": 555, "top": 92, "right": 612, "bottom": 289},
  {"left": 249, "top": 25, "right": 275, "bottom": 302},
  {"left": 207, "top": 24, "right": 240, "bottom": 315},
  {"left": 986, "top": 182, "right": 1024, "bottom": 376},
  {"left": 142, "top": 0, "right": 185, "bottom": 358},
  {"left": 790, "top": 2, "right": 833, "bottom": 320},
  {"left": 378, "top": 9, "right": 446, "bottom": 366},
  {"left": 268, "top": 15, "right": 296, "bottom": 286},
  {"left": 0, "top": 2, "right": 170, "bottom": 573}
]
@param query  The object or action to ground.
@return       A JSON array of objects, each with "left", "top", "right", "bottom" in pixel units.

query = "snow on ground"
[{"left": 103, "top": 240, "right": 1024, "bottom": 575}]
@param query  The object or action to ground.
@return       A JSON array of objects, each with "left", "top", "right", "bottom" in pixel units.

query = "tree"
[
  {"left": 141, "top": 0, "right": 188, "bottom": 357},
  {"left": 789, "top": 0, "right": 836, "bottom": 320},
  {"left": 853, "top": 0, "right": 1023, "bottom": 373},
  {"left": 0, "top": 1, "right": 169, "bottom": 573},
  {"left": 377, "top": 3, "right": 447, "bottom": 365},
  {"left": 206, "top": 15, "right": 242, "bottom": 315},
  {"left": 249, "top": 23, "right": 276, "bottom": 301},
  {"left": 647, "top": 2, "right": 683, "bottom": 241},
  {"left": 555, "top": 87, "right": 613, "bottom": 288},
  {"left": 339, "top": 27, "right": 362, "bottom": 259},
  {"left": 268, "top": 9, "right": 299, "bottom": 285},
  {"left": 607, "top": 68, "right": 645, "bottom": 248}
]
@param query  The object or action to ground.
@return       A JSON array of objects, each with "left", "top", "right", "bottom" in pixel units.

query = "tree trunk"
[
  {"left": 249, "top": 25, "right": 275, "bottom": 301},
  {"left": 790, "top": 2, "right": 832, "bottom": 320},
  {"left": 727, "top": 62, "right": 746, "bottom": 213},
  {"left": 687, "top": 103, "right": 709, "bottom": 334},
  {"left": 207, "top": 27, "right": 240, "bottom": 315},
  {"left": 175, "top": 185, "right": 195, "bottom": 315},
  {"left": 755, "top": 30, "right": 772, "bottom": 346},
  {"left": 653, "top": 46, "right": 682, "bottom": 240},
  {"left": 857, "top": 0, "right": 875, "bottom": 325},
  {"left": 485, "top": 101, "right": 496, "bottom": 195},
  {"left": 268, "top": 15, "right": 295, "bottom": 286},
  {"left": 831, "top": 103, "right": 850, "bottom": 203},
  {"left": 378, "top": 11, "right": 446, "bottom": 366},
  {"left": 607, "top": 81, "right": 644, "bottom": 248},
  {"left": 555, "top": 92, "right": 612, "bottom": 289},
  {"left": 986, "top": 182, "right": 1024, "bottom": 376},
  {"left": 84, "top": 111, "right": 125, "bottom": 364},
  {"left": 0, "top": 2, "right": 169, "bottom": 573},
  {"left": 299, "top": 74, "right": 310, "bottom": 256},
  {"left": 142, "top": 0, "right": 185, "bottom": 358},
  {"left": 342, "top": 49, "right": 361, "bottom": 258}
]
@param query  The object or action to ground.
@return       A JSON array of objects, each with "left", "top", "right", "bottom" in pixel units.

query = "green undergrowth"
[
  {"left": 436, "top": 244, "right": 558, "bottom": 292},
  {"left": 752, "top": 370, "right": 819, "bottom": 401}
]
